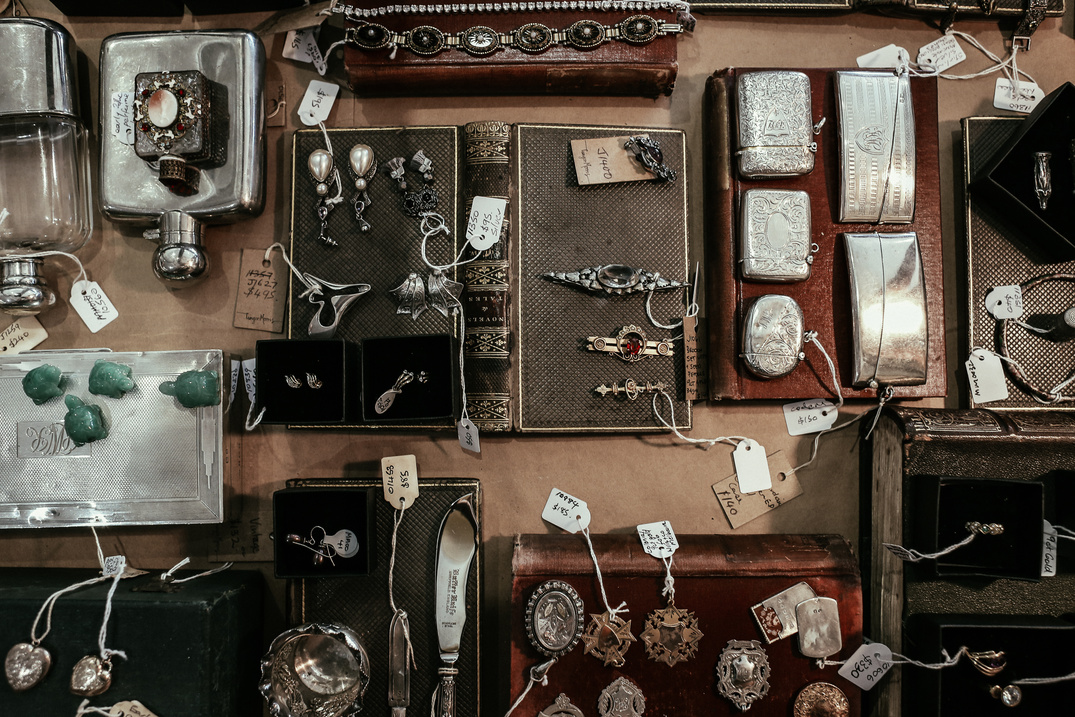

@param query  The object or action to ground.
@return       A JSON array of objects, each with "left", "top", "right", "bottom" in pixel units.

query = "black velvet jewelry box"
[
  {"left": 360, "top": 333, "right": 457, "bottom": 423},
  {"left": 272, "top": 487, "right": 375, "bottom": 579},
  {"left": 255, "top": 339, "right": 355, "bottom": 425}
]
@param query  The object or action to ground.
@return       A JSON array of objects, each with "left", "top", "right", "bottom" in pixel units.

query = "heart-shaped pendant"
[
  {"left": 349, "top": 144, "right": 374, "bottom": 178},
  {"left": 5, "top": 642, "right": 52, "bottom": 691},
  {"left": 308, "top": 148, "right": 334, "bottom": 183},
  {"left": 70, "top": 654, "right": 112, "bottom": 697}
]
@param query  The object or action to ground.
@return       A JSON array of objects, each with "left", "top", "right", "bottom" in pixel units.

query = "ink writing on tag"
[
  {"left": 381, "top": 454, "right": 419, "bottom": 510},
  {"left": 993, "top": 79, "right": 1043, "bottom": 114},
  {"left": 282, "top": 28, "right": 318, "bottom": 63},
  {"left": 110, "top": 92, "right": 135, "bottom": 145},
  {"left": 883, "top": 543, "right": 917, "bottom": 562},
  {"left": 683, "top": 315, "right": 699, "bottom": 401},
  {"left": 234, "top": 249, "right": 286, "bottom": 333},
  {"left": 985, "top": 285, "right": 1024, "bottom": 320},
  {"left": 297, "top": 80, "right": 338, "bottom": 127},
  {"left": 732, "top": 439, "right": 772, "bottom": 493},
  {"left": 570, "top": 135, "right": 652, "bottom": 186},
  {"left": 965, "top": 349, "right": 1008, "bottom": 404},
  {"left": 458, "top": 418, "right": 481, "bottom": 453},
  {"left": 71, "top": 281, "right": 118, "bottom": 333},
  {"left": 916, "top": 35, "right": 965, "bottom": 73},
  {"left": 1042, "top": 519, "right": 1058, "bottom": 577},
  {"left": 857, "top": 44, "right": 909, "bottom": 68},
  {"left": 0, "top": 315, "right": 47, "bottom": 354},
  {"left": 783, "top": 399, "right": 838, "bottom": 436},
  {"left": 110, "top": 700, "right": 161, "bottom": 717},
  {"left": 241, "top": 358, "right": 257, "bottom": 404},
  {"left": 636, "top": 521, "right": 678, "bottom": 559},
  {"left": 228, "top": 361, "right": 240, "bottom": 411},
  {"left": 542, "top": 488, "right": 590, "bottom": 533},
  {"left": 465, "top": 196, "right": 507, "bottom": 252},
  {"left": 838, "top": 642, "right": 894, "bottom": 691},
  {"left": 103, "top": 555, "right": 126, "bottom": 578},
  {"left": 713, "top": 450, "right": 801, "bottom": 529}
]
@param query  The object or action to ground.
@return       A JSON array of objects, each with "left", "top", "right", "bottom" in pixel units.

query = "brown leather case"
[
  {"left": 704, "top": 68, "right": 947, "bottom": 401},
  {"left": 342, "top": 10, "right": 679, "bottom": 97},
  {"left": 510, "top": 533, "right": 862, "bottom": 716}
]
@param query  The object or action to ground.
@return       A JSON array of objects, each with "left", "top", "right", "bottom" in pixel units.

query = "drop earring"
[
  {"left": 348, "top": 144, "right": 377, "bottom": 232},
  {"left": 308, "top": 147, "right": 340, "bottom": 247}
]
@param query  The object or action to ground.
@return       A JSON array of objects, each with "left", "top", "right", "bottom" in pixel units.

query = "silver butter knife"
[{"left": 433, "top": 493, "right": 478, "bottom": 717}]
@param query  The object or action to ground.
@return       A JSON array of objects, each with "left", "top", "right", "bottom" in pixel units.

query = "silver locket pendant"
[
  {"left": 70, "top": 654, "right": 113, "bottom": 697},
  {"left": 5, "top": 642, "right": 53, "bottom": 691}
]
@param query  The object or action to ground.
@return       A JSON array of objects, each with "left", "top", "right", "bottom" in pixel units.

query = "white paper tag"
[
  {"left": 985, "top": 285, "right": 1024, "bottom": 319},
  {"left": 732, "top": 439, "right": 772, "bottom": 493},
  {"left": 110, "top": 699, "right": 161, "bottom": 717},
  {"left": 241, "top": 358, "right": 257, "bottom": 405},
  {"left": 282, "top": 28, "right": 318, "bottom": 63},
  {"left": 636, "top": 521, "right": 678, "bottom": 559},
  {"left": 324, "top": 529, "right": 360, "bottom": 558},
  {"left": 102, "top": 555, "right": 126, "bottom": 578},
  {"left": 965, "top": 349, "right": 1009, "bottom": 404},
  {"left": 465, "top": 196, "right": 507, "bottom": 252},
  {"left": 1, "top": 316, "right": 47, "bottom": 354},
  {"left": 839, "top": 642, "right": 894, "bottom": 690},
  {"left": 857, "top": 44, "right": 910, "bottom": 69},
  {"left": 542, "top": 488, "right": 591, "bottom": 533},
  {"left": 109, "top": 92, "right": 135, "bottom": 145},
  {"left": 783, "top": 399, "right": 839, "bottom": 436},
  {"left": 714, "top": 451, "right": 802, "bottom": 529},
  {"left": 297, "top": 80, "right": 339, "bottom": 127},
  {"left": 228, "top": 361, "right": 240, "bottom": 411},
  {"left": 381, "top": 454, "right": 419, "bottom": 510},
  {"left": 71, "top": 280, "right": 118, "bottom": 333},
  {"left": 457, "top": 418, "right": 481, "bottom": 453},
  {"left": 882, "top": 543, "right": 918, "bottom": 562},
  {"left": 1042, "top": 519, "right": 1058, "bottom": 577},
  {"left": 916, "top": 35, "right": 966, "bottom": 73},
  {"left": 993, "top": 78, "right": 1044, "bottom": 114}
]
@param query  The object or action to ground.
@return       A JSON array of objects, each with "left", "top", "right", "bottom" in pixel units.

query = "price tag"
[
  {"left": 636, "top": 521, "right": 678, "bottom": 559},
  {"left": 464, "top": 196, "right": 507, "bottom": 252},
  {"left": 297, "top": 80, "right": 339, "bottom": 127},
  {"left": 542, "top": 488, "right": 591, "bottom": 533},
  {"left": 1042, "top": 519, "right": 1058, "bottom": 577},
  {"left": 457, "top": 418, "right": 481, "bottom": 453},
  {"left": 71, "top": 280, "right": 118, "bottom": 333},
  {"left": 713, "top": 450, "right": 801, "bottom": 529},
  {"left": 110, "top": 92, "right": 135, "bottom": 145},
  {"left": 732, "top": 439, "right": 772, "bottom": 493},
  {"left": 110, "top": 700, "right": 161, "bottom": 717},
  {"left": 985, "top": 285, "right": 1024, "bottom": 320},
  {"left": 965, "top": 349, "right": 1008, "bottom": 404},
  {"left": 102, "top": 555, "right": 126, "bottom": 578},
  {"left": 882, "top": 543, "right": 918, "bottom": 562},
  {"left": 570, "top": 135, "right": 652, "bottom": 186},
  {"left": 0, "top": 315, "right": 47, "bottom": 354},
  {"left": 838, "top": 642, "right": 894, "bottom": 691},
  {"left": 282, "top": 28, "right": 318, "bottom": 63},
  {"left": 993, "top": 78, "right": 1044, "bottom": 114},
  {"left": 234, "top": 249, "right": 286, "bottom": 333},
  {"left": 783, "top": 399, "right": 838, "bottom": 436},
  {"left": 227, "top": 361, "right": 240, "bottom": 411},
  {"left": 683, "top": 314, "right": 699, "bottom": 401},
  {"left": 856, "top": 44, "right": 909, "bottom": 69},
  {"left": 241, "top": 358, "right": 257, "bottom": 406},
  {"left": 266, "top": 83, "right": 287, "bottom": 129},
  {"left": 381, "top": 454, "right": 419, "bottom": 510},
  {"left": 916, "top": 35, "right": 966, "bottom": 73}
]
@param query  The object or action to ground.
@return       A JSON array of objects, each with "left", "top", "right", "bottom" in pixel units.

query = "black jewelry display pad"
[
  {"left": 903, "top": 614, "right": 1075, "bottom": 716},
  {"left": 255, "top": 339, "right": 353, "bottom": 424},
  {"left": 972, "top": 83, "right": 1075, "bottom": 262},
  {"left": 910, "top": 477, "right": 1044, "bottom": 581},
  {"left": 360, "top": 334, "right": 456, "bottom": 423},
  {"left": 289, "top": 127, "right": 462, "bottom": 430},
  {"left": 272, "top": 487, "right": 375, "bottom": 578}
]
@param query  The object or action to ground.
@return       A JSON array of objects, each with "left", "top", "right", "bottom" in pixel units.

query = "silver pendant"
[
  {"left": 736, "top": 71, "right": 816, "bottom": 178},
  {"left": 740, "top": 189, "right": 815, "bottom": 282},
  {"left": 716, "top": 640, "right": 771, "bottom": 711},
  {"left": 70, "top": 655, "right": 112, "bottom": 697},
  {"left": 581, "top": 610, "right": 636, "bottom": 667},
  {"left": 5, "top": 642, "right": 52, "bottom": 692},
  {"left": 301, "top": 272, "right": 372, "bottom": 339},
  {"left": 541, "top": 264, "right": 687, "bottom": 295},
  {"left": 375, "top": 370, "right": 427, "bottom": 415},
  {"left": 598, "top": 677, "right": 645, "bottom": 717},
  {"left": 740, "top": 295, "right": 805, "bottom": 379},
  {"left": 639, "top": 601, "right": 703, "bottom": 666},
  {"left": 794, "top": 596, "right": 842, "bottom": 660},
  {"left": 539, "top": 693, "right": 584, "bottom": 717},
  {"left": 1034, "top": 150, "right": 1052, "bottom": 210},
  {"left": 525, "top": 580, "right": 584, "bottom": 658},
  {"left": 390, "top": 272, "right": 428, "bottom": 320},
  {"left": 427, "top": 269, "right": 463, "bottom": 317}
]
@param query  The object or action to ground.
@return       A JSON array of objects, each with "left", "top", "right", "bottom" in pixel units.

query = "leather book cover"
[
  {"left": 510, "top": 533, "right": 862, "bottom": 716},
  {"left": 704, "top": 68, "right": 947, "bottom": 401},
  {"left": 342, "top": 9, "right": 680, "bottom": 98}
]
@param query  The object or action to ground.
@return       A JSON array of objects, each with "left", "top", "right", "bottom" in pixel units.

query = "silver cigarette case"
[
  {"left": 835, "top": 70, "right": 916, "bottom": 224},
  {"left": 741, "top": 294, "right": 805, "bottom": 379},
  {"left": 736, "top": 71, "right": 816, "bottom": 179},
  {"left": 740, "top": 189, "right": 813, "bottom": 282},
  {"left": 843, "top": 232, "right": 927, "bottom": 388}
]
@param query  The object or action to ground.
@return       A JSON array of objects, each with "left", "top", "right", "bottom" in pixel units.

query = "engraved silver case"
[
  {"left": 740, "top": 189, "right": 813, "bottom": 282},
  {"left": 736, "top": 71, "right": 815, "bottom": 179},
  {"left": 835, "top": 71, "right": 916, "bottom": 223},
  {"left": 741, "top": 294, "right": 805, "bottom": 379},
  {"left": 843, "top": 232, "right": 927, "bottom": 388}
]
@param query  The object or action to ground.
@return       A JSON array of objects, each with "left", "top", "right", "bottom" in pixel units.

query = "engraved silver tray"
[{"left": 0, "top": 349, "right": 224, "bottom": 528}]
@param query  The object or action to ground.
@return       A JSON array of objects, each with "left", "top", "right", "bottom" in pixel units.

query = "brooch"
[
  {"left": 716, "top": 640, "right": 771, "bottom": 711},
  {"left": 542, "top": 264, "right": 687, "bottom": 295},
  {"left": 588, "top": 325, "right": 673, "bottom": 362},
  {"left": 598, "top": 677, "right": 645, "bottom": 717}
]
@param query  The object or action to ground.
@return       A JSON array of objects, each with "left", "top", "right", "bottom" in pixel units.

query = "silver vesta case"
[
  {"left": 740, "top": 189, "right": 813, "bottom": 282},
  {"left": 736, "top": 71, "right": 816, "bottom": 179},
  {"left": 741, "top": 294, "right": 805, "bottom": 379},
  {"left": 835, "top": 70, "right": 916, "bottom": 224},
  {"left": 843, "top": 232, "right": 927, "bottom": 388}
]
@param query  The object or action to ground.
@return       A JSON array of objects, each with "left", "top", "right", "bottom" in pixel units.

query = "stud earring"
[
  {"left": 306, "top": 373, "right": 322, "bottom": 389},
  {"left": 285, "top": 374, "right": 302, "bottom": 389}
]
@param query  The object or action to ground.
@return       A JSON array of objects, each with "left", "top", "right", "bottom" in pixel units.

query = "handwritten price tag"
[
  {"left": 1043, "top": 519, "right": 1058, "bottom": 577},
  {"left": 783, "top": 399, "right": 838, "bottom": 436},
  {"left": 993, "top": 78, "right": 1043, "bottom": 114},
  {"left": 838, "top": 642, "right": 894, "bottom": 691},
  {"left": 110, "top": 700, "right": 161, "bottom": 717},
  {"left": 103, "top": 555, "right": 126, "bottom": 578},
  {"left": 71, "top": 280, "right": 118, "bottom": 333},
  {"left": 637, "top": 521, "right": 678, "bottom": 559},
  {"left": 298, "top": 79, "right": 338, "bottom": 126},
  {"left": 965, "top": 349, "right": 1008, "bottom": 405},
  {"left": 570, "top": 135, "right": 652, "bottom": 186},
  {"left": 282, "top": 28, "right": 318, "bottom": 63},
  {"left": 234, "top": 249, "right": 285, "bottom": 333},
  {"left": 917, "top": 35, "right": 965, "bottom": 73},
  {"left": 241, "top": 358, "right": 257, "bottom": 406},
  {"left": 465, "top": 196, "right": 507, "bottom": 252},
  {"left": 985, "top": 285, "right": 1024, "bottom": 320},
  {"left": 713, "top": 450, "right": 801, "bottom": 529},
  {"left": 542, "top": 488, "right": 591, "bottom": 533},
  {"left": 381, "top": 454, "right": 419, "bottom": 510},
  {"left": 0, "top": 316, "right": 47, "bottom": 354},
  {"left": 857, "top": 44, "right": 909, "bottom": 69},
  {"left": 457, "top": 418, "right": 481, "bottom": 454},
  {"left": 110, "top": 92, "right": 135, "bottom": 145}
]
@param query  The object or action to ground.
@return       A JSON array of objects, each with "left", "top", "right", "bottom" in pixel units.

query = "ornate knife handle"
[{"left": 437, "top": 667, "right": 457, "bottom": 717}]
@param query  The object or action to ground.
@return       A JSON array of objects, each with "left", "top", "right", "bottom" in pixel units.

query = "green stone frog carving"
[
  {"left": 88, "top": 360, "right": 136, "bottom": 399},
  {"left": 63, "top": 395, "right": 108, "bottom": 446},
  {"left": 158, "top": 370, "right": 220, "bottom": 408},
  {"left": 22, "top": 364, "right": 65, "bottom": 405}
]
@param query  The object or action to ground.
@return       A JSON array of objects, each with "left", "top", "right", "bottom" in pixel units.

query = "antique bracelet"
[
  {"left": 333, "top": 1, "right": 695, "bottom": 20},
  {"left": 346, "top": 14, "right": 683, "bottom": 56}
]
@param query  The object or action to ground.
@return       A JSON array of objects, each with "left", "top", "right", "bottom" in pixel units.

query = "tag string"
[
  {"left": 30, "top": 575, "right": 109, "bottom": 645},
  {"left": 317, "top": 121, "right": 345, "bottom": 210},
  {"left": 387, "top": 497, "right": 417, "bottom": 670},
  {"left": 160, "top": 557, "right": 233, "bottom": 584},
  {"left": 661, "top": 555, "right": 675, "bottom": 603},
  {"left": 502, "top": 659, "right": 555, "bottom": 717},
  {"left": 819, "top": 645, "right": 967, "bottom": 670},
  {"left": 906, "top": 29, "right": 1035, "bottom": 94},
  {"left": 883, "top": 532, "right": 977, "bottom": 563},
  {"left": 863, "top": 386, "right": 896, "bottom": 441},
  {"left": 651, "top": 390, "right": 750, "bottom": 450},
  {"left": 580, "top": 525, "right": 627, "bottom": 620},
  {"left": 75, "top": 700, "right": 114, "bottom": 717},
  {"left": 1055, "top": 524, "right": 1075, "bottom": 542},
  {"left": 645, "top": 262, "right": 700, "bottom": 333},
  {"left": 89, "top": 526, "right": 126, "bottom": 663}
]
